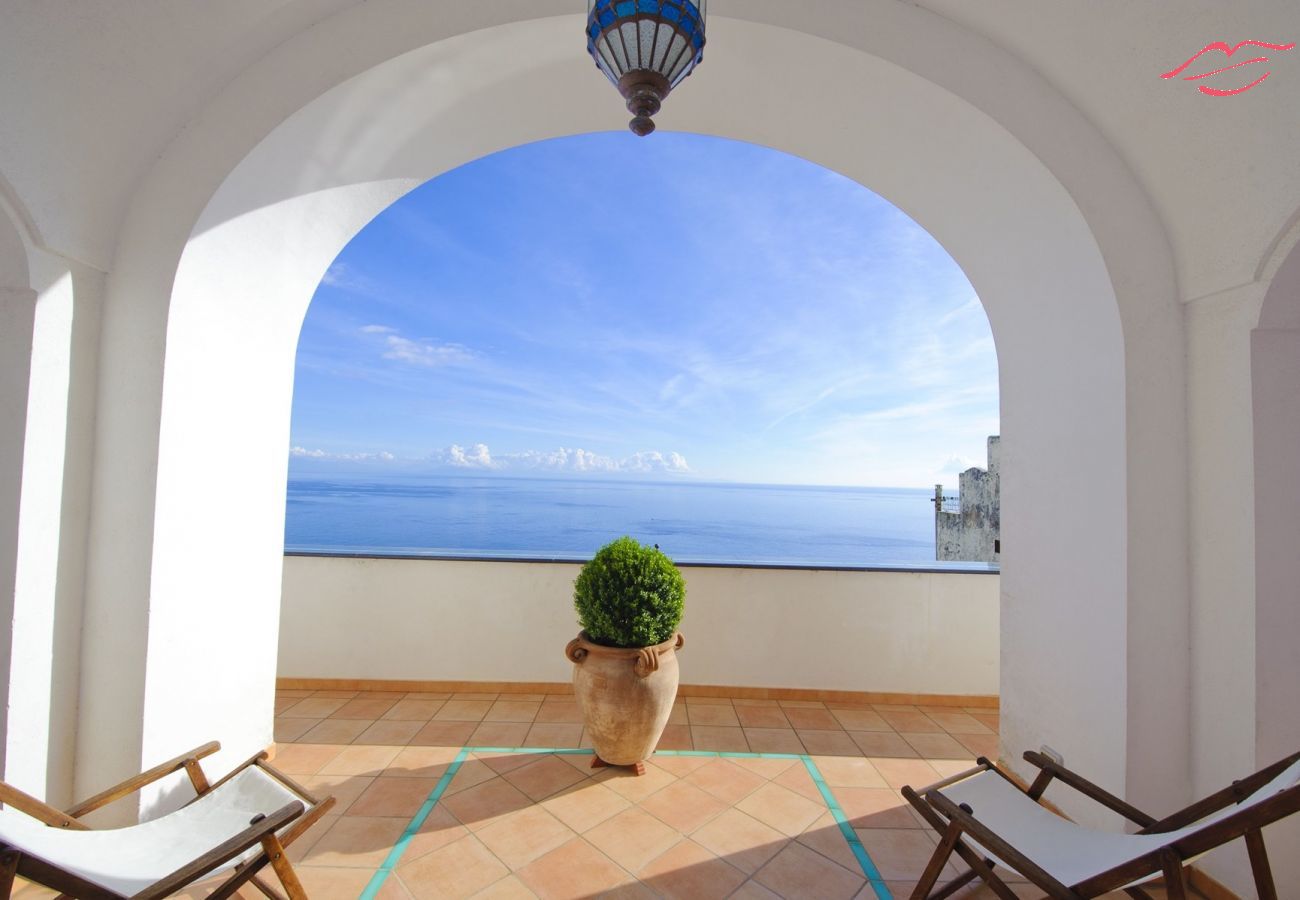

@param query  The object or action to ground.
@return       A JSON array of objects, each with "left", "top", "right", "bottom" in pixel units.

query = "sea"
[{"left": 284, "top": 475, "right": 986, "bottom": 569}]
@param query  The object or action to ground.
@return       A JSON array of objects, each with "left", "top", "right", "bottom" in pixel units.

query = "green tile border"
[{"left": 358, "top": 747, "right": 892, "bottom": 900}]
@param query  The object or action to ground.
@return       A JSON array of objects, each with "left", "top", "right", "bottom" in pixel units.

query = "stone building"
[{"left": 935, "top": 436, "right": 1000, "bottom": 563}]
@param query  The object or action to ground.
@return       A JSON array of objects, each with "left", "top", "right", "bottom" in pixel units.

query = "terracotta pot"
[{"left": 565, "top": 630, "right": 685, "bottom": 767}]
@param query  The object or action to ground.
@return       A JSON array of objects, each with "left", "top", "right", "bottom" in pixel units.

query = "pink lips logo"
[{"left": 1162, "top": 40, "right": 1295, "bottom": 96}]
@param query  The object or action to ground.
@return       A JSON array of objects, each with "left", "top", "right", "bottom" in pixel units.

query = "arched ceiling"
[{"left": 1, "top": 0, "right": 1297, "bottom": 299}]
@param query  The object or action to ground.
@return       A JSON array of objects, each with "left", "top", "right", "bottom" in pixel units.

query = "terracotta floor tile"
[
  {"left": 868, "top": 757, "right": 941, "bottom": 791},
  {"left": 274, "top": 697, "right": 299, "bottom": 715},
  {"left": 901, "top": 731, "right": 973, "bottom": 760},
  {"left": 534, "top": 700, "right": 583, "bottom": 723},
  {"left": 271, "top": 742, "right": 346, "bottom": 776},
  {"left": 639, "top": 778, "right": 729, "bottom": 834},
  {"left": 753, "top": 841, "right": 865, "bottom": 900},
  {"left": 476, "top": 749, "right": 544, "bottom": 775},
  {"left": 434, "top": 699, "right": 493, "bottom": 721},
  {"left": 523, "top": 722, "right": 584, "bottom": 748},
  {"left": 274, "top": 717, "right": 319, "bottom": 743},
  {"left": 503, "top": 754, "right": 589, "bottom": 801},
  {"left": 294, "top": 865, "right": 406, "bottom": 900},
  {"left": 403, "top": 691, "right": 452, "bottom": 701},
  {"left": 599, "top": 761, "right": 678, "bottom": 802},
  {"left": 684, "top": 759, "right": 767, "bottom": 805},
  {"left": 300, "top": 772, "right": 375, "bottom": 815},
  {"left": 735, "top": 782, "right": 826, "bottom": 837},
  {"left": 736, "top": 706, "right": 792, "bottom": 729},
  {"left": 690, "top": 725, "right": 750, "bottom": 752},
  {"left": 381, "top": 699, "right": 445, "bottom": 721},
  {"left": 876, "top": 709, "right": 945, "bottom": 733},
  {"left": 281, "top": 697, "right": 348, "bottom": 718},
  {"left": 399, "top": 804, "right": 469, "bottom": 863},
  {"left": 656, "top": 724, "right": 694, "bottom": 750},
  {"left": 441, "top": 776, "right": 534, "bottom": 831},
  {"left": 778, "top": 700, "right": 827, "bottom": 709},
  {"left": 854, "top": 827, "right": 951, "bottom": 882},
  {"left": 972, "top": 712, "right": 1000, "bottom": 731},
  {"left": 598, "top": 882, "right": 661, "bottom": 900},
  {"left": 381, "top": 745, "right": 461, "bottom": 778},
  {"left": 850, "top": 731, "right": 920, "bottom": 758},
  {"left": 773, "top": 763, "right": 823, "bottom": 802},
  {"left": 441, "top": 759, "right": 504, "bottom": 796},
  {"left": 690, "top": 808, "right": 789, "bottom": 874},
  {"left": 811, "top": 756, "right": 888, "bottom": 789},
  {"left": 636, "top": 837, "right": 747, "bottom": 900},
  {"left": 796, "top": 729, "right": 862, "bottom": 757},
  {"left": 453, "top": 692, "right": 500, "bottom": 701},
  {"left": 349, "top": 775, "right": 439, "bottom": 818},
  {"left": 731, "top": 880, "right": 784, "bottom": 899},
  {"left": 783, "top": 707, "right": 842, "bottom": 730},
  {"left": 483, "top": 700, "right": 542, "bottom": 722},
  {"left": 668, "top": 704, "right": 689, "bottom": 725},
  {"left": 355, "top": 719, "right": 423, "bottom": 746},
  {"left": 585, "top": 807, "right": 683, "bottom": 872},
  {"left": 285, "top": 809, "right": 338, "bottom": 862},
  {"left": 924, "top": 710, "right": 993, "bottom": 734},
  {"left": 955, "top": 733, "right": 1001, "bottom": 758},
  {"left": 302, "top": 815, "right": 408, "bottom": 868},
  {"left": 830, "top": 708, "right": 893, "bottom": 732},
  {"left": 541, "top": 780, "right": 633, "bottom": 832},
  {"left": 516, "top": 837, "right": 633, "bottom": 899},
  {"left": 468, "top": 722, "right": 532, "bottom": 747},
  {"left": 408, "top": 720, "right": 476, "bottom": 747},
  {"left": 796, "top": 811, "right": 861, "bottom": 873},
  {"left": 474, "top": 804, "right": 575, "bottom": 869},
  {"left": 467, "top": 875, "right": 537, "bottom": 899},
  {"left": 331, "top": 697, "right": 400, "bottom": 719},
  {"left": 730, "top": 757, "right": 800, "bottom": 779},
  {"left": 396, "top": 834, "right": 511, "bottom": 899},
  {"left": 319, "top": 744, "right": 402, "bottom": 776},
  {"left": 872, "top": 704, "right": 920, "bottom": 713},
  {"left": 300, "top": 718, "right": 371, "bottom": 745},
  {"left": 733, "top": 698, "right": 781, "bottom": 707},
  {"left": 649, "top": 754, "right": 713, "bottom": 777},
  {"left": 276, "top": 689, "right": 314, "bottom": 698},
  {"left": 687, "top": 704, "right": 741, "bottom": 727},
  {"left": 742, "top": 728, "right": 805, "bottom": 754},
  {"left": 833, "top": 787, "right": 925, "bottom": 829}
]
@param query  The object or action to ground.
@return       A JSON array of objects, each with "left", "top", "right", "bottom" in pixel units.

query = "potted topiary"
[{"left": 565, "top": 536, "right": 685, "bottom": 775}]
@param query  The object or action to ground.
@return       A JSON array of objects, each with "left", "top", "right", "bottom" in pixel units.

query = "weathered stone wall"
[{"left": 936, "top": 436, "right": 1000, "bottom": 563}]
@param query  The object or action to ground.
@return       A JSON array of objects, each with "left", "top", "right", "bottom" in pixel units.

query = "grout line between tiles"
[{"left": 802, "top": 755, "right": 894, "bottom": 900}]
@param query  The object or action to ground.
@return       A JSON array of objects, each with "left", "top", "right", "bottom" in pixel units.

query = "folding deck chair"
[
  {"left": 901, "top": 748, "right": 1300, "bottom": 900},
  {"left": 0, "top": 741, "right": 335, "bottom": 899}
]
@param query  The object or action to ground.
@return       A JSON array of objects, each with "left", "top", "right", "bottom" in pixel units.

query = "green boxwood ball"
[{"left": 574, "top": 536, "right": 685, "bottom": 648}]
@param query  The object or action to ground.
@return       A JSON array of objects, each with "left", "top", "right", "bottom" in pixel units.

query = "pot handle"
[{"left": 565, "top": 638, "right": 588, "bottom": 665}]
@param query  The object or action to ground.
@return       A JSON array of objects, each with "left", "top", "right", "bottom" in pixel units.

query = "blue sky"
[{"left": 289, "top": 131, "right": 999, "bottom": 488}]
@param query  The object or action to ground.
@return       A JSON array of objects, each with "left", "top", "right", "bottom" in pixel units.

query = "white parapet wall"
[{"left": 279, "top": 555, "right": 999, "bottom": 698}]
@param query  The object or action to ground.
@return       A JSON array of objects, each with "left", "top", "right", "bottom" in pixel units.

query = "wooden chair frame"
[
  {"left": 901, "top": 748, "right": 1300, "bottom": 900},
  {"left": 0, "top": 742, "right": 335, "bottom": 900}
]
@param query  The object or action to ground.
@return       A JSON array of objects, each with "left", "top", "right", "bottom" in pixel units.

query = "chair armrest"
[
  {"left": 1022, "top": 750, "right": 1158, "bottom": 828},
  {"left": 136, "top": 800, "right": 304, "bottom": 900},
  {"left": 65, "top": 741, "right": 221, "bottom": 818},
  {"left": 0, "top": 782, "right": 88, "bottom": 830}
]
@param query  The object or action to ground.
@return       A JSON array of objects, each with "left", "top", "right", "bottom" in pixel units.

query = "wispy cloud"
[{"left": 290, "top": 446, "right": 395, "bottom": 462}]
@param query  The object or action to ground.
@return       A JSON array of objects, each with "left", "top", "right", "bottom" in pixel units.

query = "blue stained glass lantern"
[{"left": 586, "top": 0, "right": 707, "bottom": 136}]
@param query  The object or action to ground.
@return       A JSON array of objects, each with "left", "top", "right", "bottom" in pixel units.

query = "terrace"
[{"left": 3, "top": 2, "right": 1299, "bottom": 898}]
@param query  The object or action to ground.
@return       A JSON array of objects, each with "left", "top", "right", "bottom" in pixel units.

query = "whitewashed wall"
[{"left": 278, "top": 555, "right": 1000, "bottom": 697}]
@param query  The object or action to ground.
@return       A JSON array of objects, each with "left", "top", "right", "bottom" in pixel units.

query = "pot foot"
[{"left": 589, "top": 756, "right": 647, "bottom": 776}]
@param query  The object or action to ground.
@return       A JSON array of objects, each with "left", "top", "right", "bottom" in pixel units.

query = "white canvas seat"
[
  {"left": 902, "top": 749, "right": 1300, "bottom": 900},
  {"left": 0, "top": 742, "right": 334, "bottom": 900}
]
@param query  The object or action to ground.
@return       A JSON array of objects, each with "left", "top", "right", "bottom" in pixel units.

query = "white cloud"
[
  {"left": 381, "top": 334, "right": 476, "bottom": 368},
  {"left": 289, "top": 446, "right": 394, "bottom": 462},
  {"left": 443, "top": 443, "right": 495, "bottom": 468},
  {"left": 499, "top": 446, "right": 690, "bottom": 475},
  {"left": 360, "top": 324, "right": 395, "bottom": 334}
]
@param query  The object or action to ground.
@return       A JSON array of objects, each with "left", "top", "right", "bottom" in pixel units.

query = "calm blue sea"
[{"left": 283, "top": 475, "right": 968, "bottom": 569}]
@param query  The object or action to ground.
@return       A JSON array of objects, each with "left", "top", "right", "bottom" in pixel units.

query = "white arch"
[{"left": 81, "top": 6, "right": 1184, "bottom": 827}]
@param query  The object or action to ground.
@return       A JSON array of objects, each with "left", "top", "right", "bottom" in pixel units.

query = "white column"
[{"left": 0, "top": 285, "right": 39, "bottom": 785}]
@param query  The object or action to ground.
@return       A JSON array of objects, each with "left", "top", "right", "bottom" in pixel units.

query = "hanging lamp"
[{"left": 586, "top": 0, "right": 707, "bottom": 136}]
